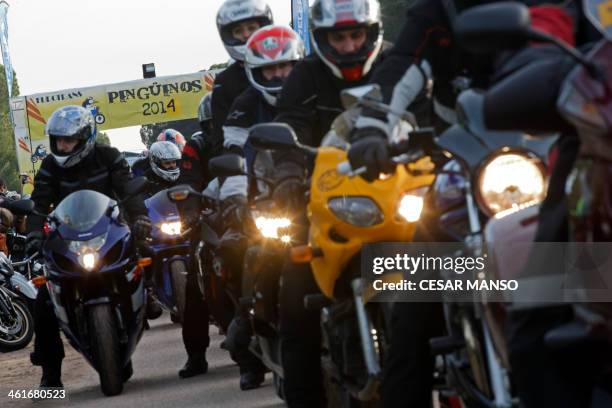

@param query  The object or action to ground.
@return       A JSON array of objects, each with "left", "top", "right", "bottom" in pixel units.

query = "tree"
[
  {"left": 97, "top": 131, "right": 111, "bottom": 145},
  {"left": 0, "top": 64, "right": 20, "bottom": 190},
  {"left": 379, "top": 0, "right": 415, "bottom": 43}
]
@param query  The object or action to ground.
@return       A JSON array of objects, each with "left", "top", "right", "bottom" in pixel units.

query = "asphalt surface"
[{"left": 0, "top": 314, "right": 285, "bottom": 408}]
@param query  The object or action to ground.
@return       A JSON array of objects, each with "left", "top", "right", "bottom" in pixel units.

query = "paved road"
[{"left": 0, "top": 314, "right": 285, "bottom": 408}]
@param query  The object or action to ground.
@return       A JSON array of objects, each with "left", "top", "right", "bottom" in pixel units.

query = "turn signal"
[
  {"left": 31, "top": 276, "right": 47, "bottom": 288},
  {"left": 291, "top": 246, "right": 316, "bottom": 264},
  {"left": 138, "top": 257, "right": 152, "bottom": 267}
]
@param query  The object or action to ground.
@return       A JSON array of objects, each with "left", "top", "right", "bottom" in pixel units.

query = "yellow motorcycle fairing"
[{"left": 307, "top": 146, "right": 435, "bottom": 299}]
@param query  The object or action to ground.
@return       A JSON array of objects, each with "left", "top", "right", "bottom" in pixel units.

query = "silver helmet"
[
  {"left": 46, "top": 105, "right": 96, "bottom": 168},
  {"left": 216, "top": 0, "right": 273, "bottom": 61},
  {"left": 149, "top": 141, "right": 182, "bottom": 182}
]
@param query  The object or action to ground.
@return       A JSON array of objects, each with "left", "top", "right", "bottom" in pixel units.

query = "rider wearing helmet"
[
  {"left": 174, "top": 94, "right": 220, "bottom": 380},
  {"left": 132, "top": 129, "right": 186, "bottom": 177},
  {"left": 211, "top": 0, "right": 273, "bottom": 153},
  {"left": 270, "top": 1, "right": 383, "bottom": 406},
  {"left": 26, "top": 105, "right": 151, "bottom": 389},
  {"left": 343, "top": 2, "right": 603, "bottom": 407},
  {"left": 145, "top": 141, "right": 182, "bottom": 195},
  {"left": 217, "top": 24, "right": 305, "bottom": 392}
]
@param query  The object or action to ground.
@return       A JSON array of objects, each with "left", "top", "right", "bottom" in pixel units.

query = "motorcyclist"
[
  {"left": 271, "top": 1, "right": 383, "bottom": 405},
  {"left": 143, "top": 141, "right": 182, "bottom": 196},
  {"left": 211, "top": 0, "right": 273, "bottom": 153},
  {"left": 174, "top": 94, "right": 218, "bottom": 380},
  {"left": 218, "top": 24, "right": 305, "bottom": 391},
  {"left": 26, "top": 105, "right": 151, "bottom": 388},
  {"left": 132, "top": 129, "right": 186, "bottom": 177},
  {"left": 344, "top": 1, "right": 601, "bottom": 407}
]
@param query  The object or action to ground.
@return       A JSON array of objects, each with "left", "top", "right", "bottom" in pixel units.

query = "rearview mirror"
[
  {"left": 248, "top": 123, "right": 300, "bottom": 151},
  {"left": 340, "top": 84, "right": 383, "bottom": 110},
  {"left": 455, "top": 2, "right": 532, "bottom": 53},
  {"left": 208, "top": 154, "right": 247, "bottom": 178},
  {"left": 125, "top": 176, "right": 149, "bottom": 196},
  {"left": 167, "top": 184, "right": 200, "bottom": 202},
  {"left": 1, "top": 199, "right": 34, "bottom": 216}
]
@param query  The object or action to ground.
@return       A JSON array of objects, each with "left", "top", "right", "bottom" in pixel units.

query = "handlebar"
[{"left": 337, "top": 140, "right": 425, "bottom": 178}]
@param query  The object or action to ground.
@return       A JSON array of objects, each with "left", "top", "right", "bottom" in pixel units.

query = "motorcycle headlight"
[
  {"left": 397, "top": 187, "right": 428, "bottom": 222},
  {"left": 477, "top": 153, "right": 546, "bottom": 217},
  {"left": 254, "top": 215, "right": 291, "bottom": 241},
  {"left": 328, "top": 197, "right": 383, "bottom": 227},
  {"left": 160, "top": 221, "right": 182, "bottom": 236},
  {"left": 68, "top": 233, "right": 107, "bottom": 255},
  {"left": 79, "top": 253, "right": 98, "bottom": 271},
  {"left": 68, "top": 233, "right": 106, "bottom": 271}
]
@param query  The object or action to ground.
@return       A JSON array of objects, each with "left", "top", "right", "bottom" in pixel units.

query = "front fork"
[{"left": 350, "top": 277, "right": 382, "bottom": 401}]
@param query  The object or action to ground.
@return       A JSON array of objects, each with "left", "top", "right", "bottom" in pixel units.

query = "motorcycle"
[
  {"left": 205, "top": 153, "right": 303, "bottom": 400},
  {"left": 144, "top": 189, "right": 191, "bottom": 323},
  {"left": 0, "top": 250, "right": 36, "bottom": 351},
  {"left": 4, "top": 179, "right": 151, "bottom": 396},
  {"left": 165, "top": 179, "right": 241, "bottom": 334},
  {"left": 246, "top": 109, "right": 435, "bottom": 406},
  {"left": 457, "top": 1, "right": 612, "bottom": 403}
]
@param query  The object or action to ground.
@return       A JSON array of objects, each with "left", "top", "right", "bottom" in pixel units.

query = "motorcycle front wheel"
[
  {"left": 0, "top": 299, "right": 34, "bottom": 351},
  {"left": 88, "top": 303, "right": 123, "bottom": 396}
]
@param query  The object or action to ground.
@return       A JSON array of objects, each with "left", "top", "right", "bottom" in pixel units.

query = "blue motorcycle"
[
  {"left": 7, "top": 181, "right": 150, "bottom": 396},
  {"left": 144, "top": 189, "right": 190, "bottom": 323}
]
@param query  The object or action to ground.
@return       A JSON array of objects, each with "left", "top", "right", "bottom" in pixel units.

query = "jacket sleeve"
[
  {"left": 26, "top": 158, "right": 58, "bottom": 232},
  {"left": 211, "top": 72, "right": 233, "bottom": 154},
  {"left": 354, "top": 0, "right": 448, "bottom": 139},
  {"left": 107, "top": 147, "right": 148, "bottom": 220}
]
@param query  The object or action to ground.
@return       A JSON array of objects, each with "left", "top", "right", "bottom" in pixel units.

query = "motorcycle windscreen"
[
  {"left": 52, "top": 190, "right": 115, "bottom": 232},
  {"left": 145, "top": 190, "right": 179, "bottom": 220}
]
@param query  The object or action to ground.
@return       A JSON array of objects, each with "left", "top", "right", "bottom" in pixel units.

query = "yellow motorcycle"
[{"left": 248, "top": 112, "right": 436, "bottom": 405}]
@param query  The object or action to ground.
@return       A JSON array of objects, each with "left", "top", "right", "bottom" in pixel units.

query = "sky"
[{"left": 5, "top": 0, "right": 294, "bottom": 151}]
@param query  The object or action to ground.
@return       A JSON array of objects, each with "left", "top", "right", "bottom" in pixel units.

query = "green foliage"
[
  {"left": 97, "top": 131, "right": 111, "bottom": 145},
  {"left": 208, "top": 62, "right": 229, "bottom": 70},
  {"left": 380, "top": 0, "right": 415, "bottom": 43},
  {"left": 0, "top": 64, "right": 20, "bottom": 190}
]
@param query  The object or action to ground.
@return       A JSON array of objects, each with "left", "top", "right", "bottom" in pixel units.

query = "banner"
[
  {"left": 10, "top": 70, "right": 217, "bottom": 190},
  {"left": 0, "top": 1, "right": 13, "bottom": 100},
  {"left": 292, "top": 0, "right": 311, "bottom": 54}
]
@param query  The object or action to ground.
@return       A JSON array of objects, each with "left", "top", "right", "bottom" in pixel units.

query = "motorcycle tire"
[
  {"left": 170, "top": 260, "right": 188, "bottom": 324},
  {"left": 0, "top": 299, "right": 34, "bottom": 352},
  {"left": 88, "top": 303, "right": 123, "bottom": 396}
]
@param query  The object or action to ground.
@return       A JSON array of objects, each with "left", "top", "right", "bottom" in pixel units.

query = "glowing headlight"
[
  {"left": 255, "top": 216, "right": 291, "bottom": 240},
  {"left": 79, "top": 253, "right": 97, "bottom": 271},
  {"left": 397, "top": 188, "right": 428, "bottom": 222},
  {"left": 68, "top": 233, "right": 107, "bottom": 254},
  {"left": 160, "top": 221, "right": 182, "bottom": 236},
  {"left": 477, "top": 153, "right": 546, "bottom": 216},
  {"left": 328, "top": 197, "right": 383, "bottom": 227}
]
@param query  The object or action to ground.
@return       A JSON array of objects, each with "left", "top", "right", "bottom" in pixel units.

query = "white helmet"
[
  {"left": 310, "top": 0, "right": 383, "bottom": 81},
  {"left": 245, "top": 25, "right": 305, "bottom": 105},
  {"left": 216, "top": 0, "right": 273, "bottom": 61},
  {"left": 149, "top": 141, "right": 182, "bottom": 182},
  {"left": 46, "top": 105, "right": 97, "bottom": 168}
]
